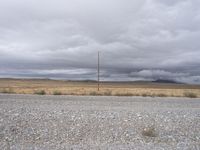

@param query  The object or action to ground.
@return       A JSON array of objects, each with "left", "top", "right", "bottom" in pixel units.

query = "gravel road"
[{"left": 0, "top": 94, "right": 200, "bottom": 150}]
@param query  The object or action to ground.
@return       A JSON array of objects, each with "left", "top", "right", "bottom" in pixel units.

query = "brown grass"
[
  {"left": 0, "top": 78, "right": 200, "bottom": 98},
  {"left": 0, "top": 88, "right": 15, "bottom": 94}
]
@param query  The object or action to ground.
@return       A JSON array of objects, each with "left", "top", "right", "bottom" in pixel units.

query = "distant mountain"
[{"left": 152, "top": 79, "right": 180, "bottom": 84}]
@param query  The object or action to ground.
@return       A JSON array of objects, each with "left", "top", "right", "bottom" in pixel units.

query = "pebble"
[{"left": 0, "top": 94, "right": 200, "bottom": 150}]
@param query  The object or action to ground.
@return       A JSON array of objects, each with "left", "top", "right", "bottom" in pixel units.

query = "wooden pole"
[{"left": 98, "top": 51, "right": 100, "bottom": 91}]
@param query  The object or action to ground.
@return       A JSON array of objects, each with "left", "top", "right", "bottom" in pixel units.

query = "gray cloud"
[{"left": 0, "top": 0, "right": 200, "bottom": 84}]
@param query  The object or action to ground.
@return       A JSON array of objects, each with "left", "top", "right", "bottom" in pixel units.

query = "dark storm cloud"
[{"left": 0, "top": 0, "right": 200, "bottom": 84}]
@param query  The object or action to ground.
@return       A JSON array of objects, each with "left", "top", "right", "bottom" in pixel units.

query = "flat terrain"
[
  {"left": 0, "top": 94, "right": 200, "bottom": 149},
  {"left": 0, "top": 78, "right": 200, "bottom": 97}
]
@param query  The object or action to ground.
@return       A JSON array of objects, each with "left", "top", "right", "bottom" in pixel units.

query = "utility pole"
[{"left": 97, "top": 51, "right": 100, "bottom": 91}]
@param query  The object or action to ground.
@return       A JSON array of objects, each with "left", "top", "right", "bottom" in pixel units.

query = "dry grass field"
[{"left": 0, "top": 78, "right": 200, "bottom": 98}]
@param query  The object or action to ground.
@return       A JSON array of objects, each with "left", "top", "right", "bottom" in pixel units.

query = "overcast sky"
[{"left": 0, "top": 0, "right": 200, "bottom": 84}]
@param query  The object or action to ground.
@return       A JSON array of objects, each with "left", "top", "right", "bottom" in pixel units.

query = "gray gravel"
[{"left": 0, "top": 94, "right": 200, "bottom": 150}]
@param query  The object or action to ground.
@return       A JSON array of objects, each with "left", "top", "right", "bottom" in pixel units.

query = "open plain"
[
  {"left": 0, "top": 94, "right": 200, "bottom": 149},
  {"left": 0, "top": 79, "right": 200, "bottom": 97}
]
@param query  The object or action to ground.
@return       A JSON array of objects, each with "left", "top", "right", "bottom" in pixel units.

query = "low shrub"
[
  {"left": 34, "top": 90, "right": 46, "bottom": 95},
  {"left": 53, "top": 91, "right": 62, "bottom": 95},
  {"left": 184, "top": 92, "right": 197, "bottom": 98},
  {"left": 103, "top": 90, "right": 112, "bottom": 96},
  {"left": 124, "top": 93, "right": 134, "bottom": 96},
  {"left": 141, "top": 93, "right": 148, "bottom": 97},
  {"left": 157, "top": 93, "right": 167, "bottom": 97},
  {"left": 89, "top": 91, "right": 98, "bottom": 96},
  {"left": 142, "top": 126, "right": 157, "bottom": 137},
  {"left": 115, "top": 92, "right": 133, "bottom": 96}
]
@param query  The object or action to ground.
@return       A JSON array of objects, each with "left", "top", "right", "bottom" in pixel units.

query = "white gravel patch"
[{"left": 0, "top": 94, "right": 200, "bottom": 149}]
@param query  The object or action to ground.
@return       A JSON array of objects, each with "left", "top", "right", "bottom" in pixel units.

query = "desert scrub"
[
  {"left": 53, "top": 90, "right": 62, "bottom": 95},
  {"left": 103, "top": 90, "right": 112, "bottom": 96},
  {"left": 115, "top": 92, "right": 133, "bottom": 96},
  {"left": 157, "top": 93, "right": 167, "bottom": 97},
  {"left": 0, "top": 88, "right": 15, "bottom": 94},
  {"left": 141, "top": 93, "right": 148, "bottom": 97},
  {"left": 34, "top": 90, "right": 46, "bottom": 95},
  {"left": 89, "top": 91, "right": 98, "bottom": 96},
  {"left": 184, "top": 92, "right": 197, "bottom": 98}
]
